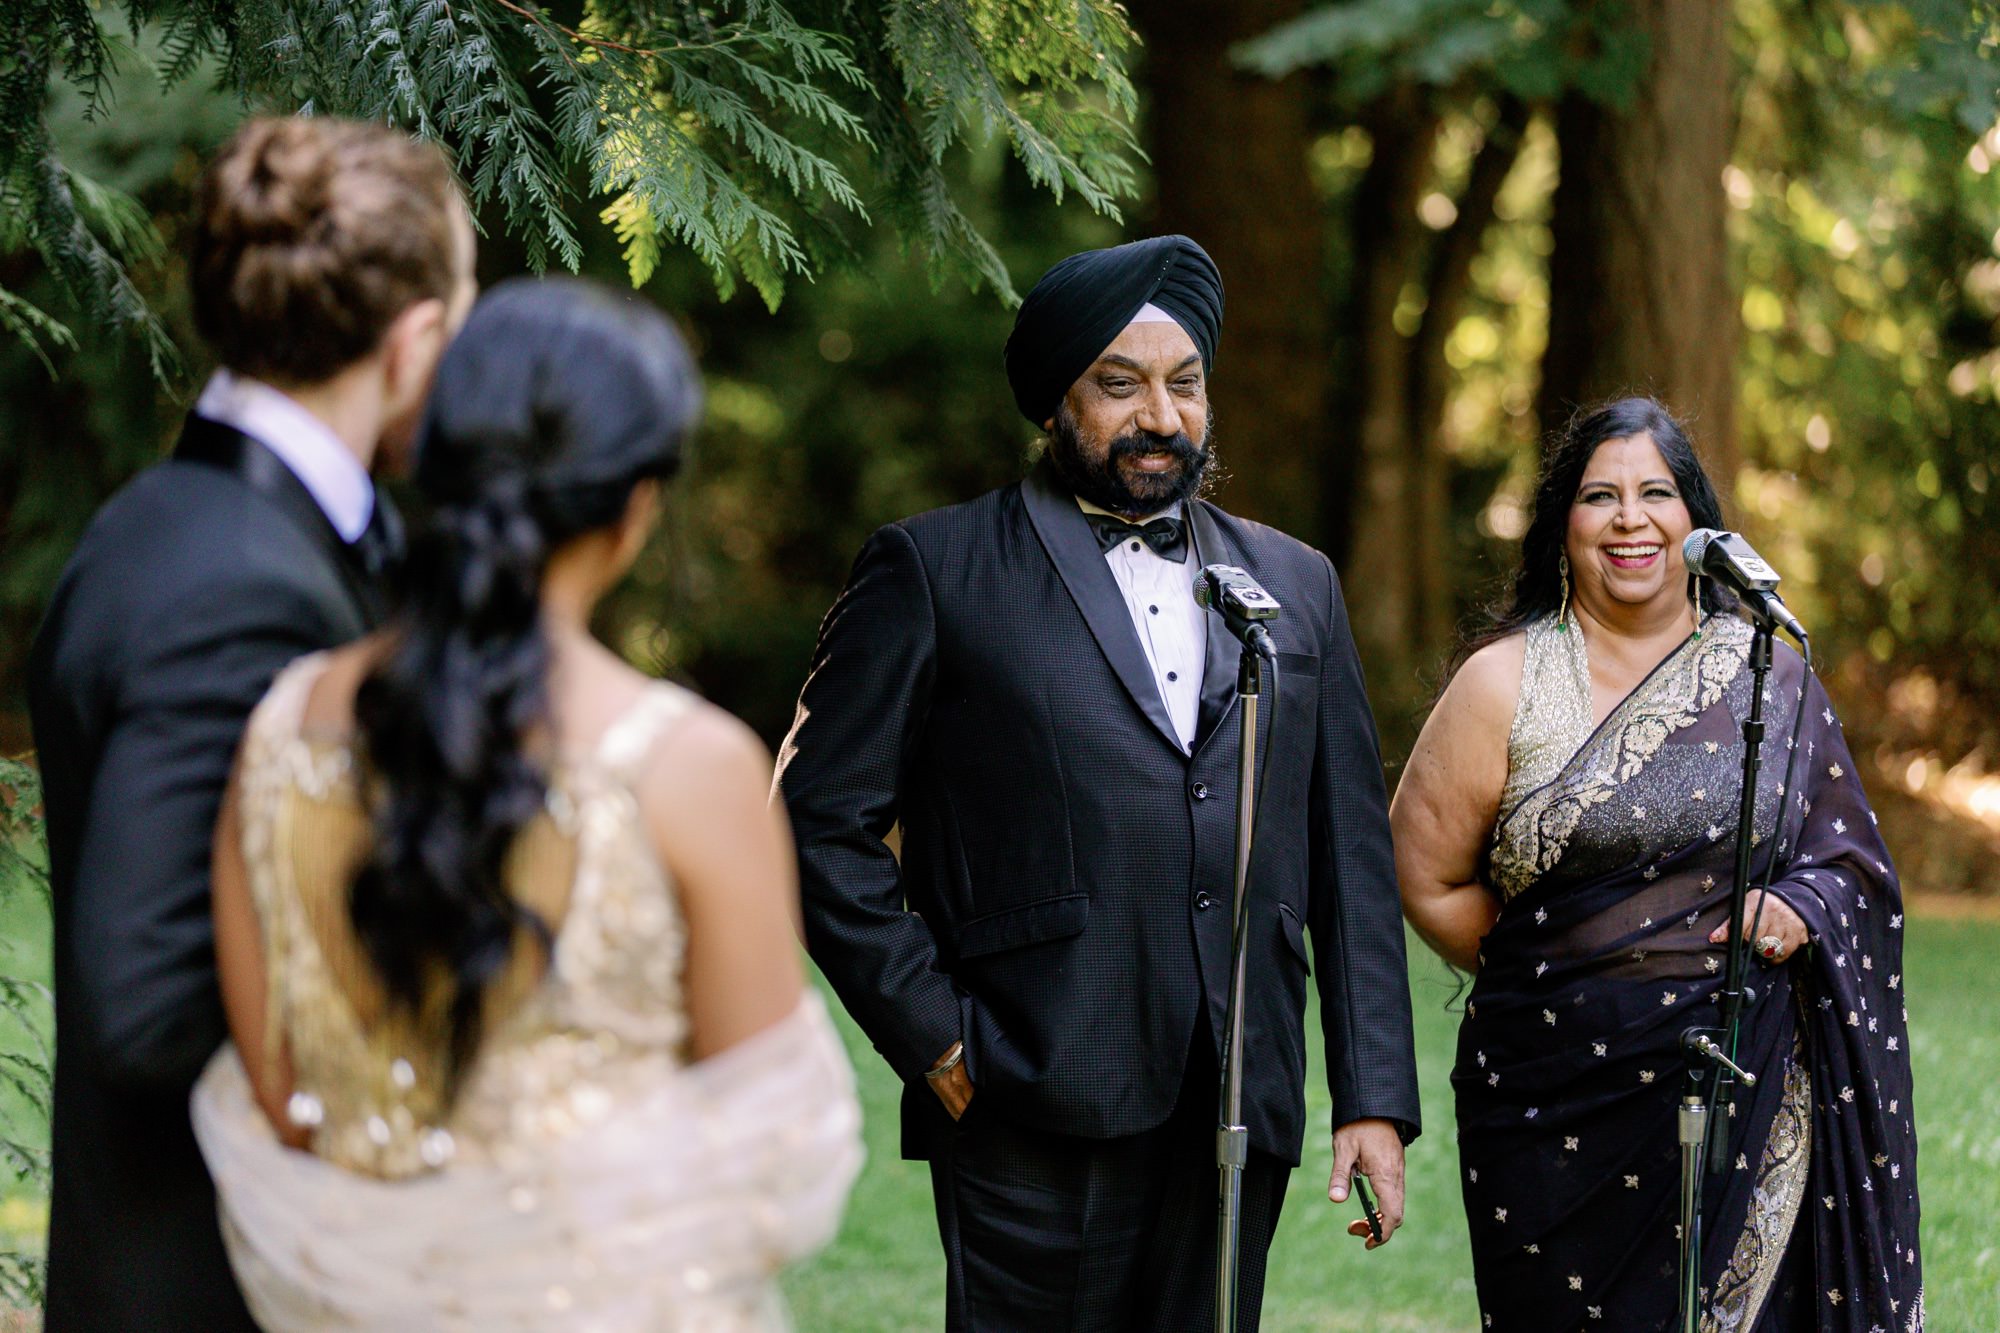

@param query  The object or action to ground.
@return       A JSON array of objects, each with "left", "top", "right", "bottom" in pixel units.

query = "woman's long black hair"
[
  {"left": 351, "top": 277, "right": 701, "bottom": 1081},
  {"left": 1452, "top": 396, "right": 1732, "bottom": 676}
]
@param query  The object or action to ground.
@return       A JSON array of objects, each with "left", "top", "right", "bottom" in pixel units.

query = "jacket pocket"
[
  {"left": 1277, "top": 902, "right": 1311, "bottom": 975},
  {"left": 1275, "top": 651, "right": 1319, "bottom": 676},
  {"left": 955, "top": 893, "right": 1090, "bottom": 960}
]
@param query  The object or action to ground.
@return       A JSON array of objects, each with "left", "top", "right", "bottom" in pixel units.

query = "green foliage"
[
  {"left": 0, "top": 760, "right": 47, "bottom": 970},
  {"left": 1730, "top": 0, "right": 2000, "bottom": 753},
  {"left": 0, "top": 4, "right": 182, "bottom": 379},
  {"left": 0, "top": 757, "right": 51, "bottom": 1308},
  {"left": 1874, "top": 0, "right": 2000, "bottom": 134},
  {"left": 1234, "top": 0, "right": 1652, "bottom": 109},
  {"left": 2, "top": 1, "right": 1140, "bottom": 362},
  {"left": 1237, "top": 0, "right": 1998, "bottom": 121},
  {"left": 0, "top": 41, "right": 240, "bottom": 722},
  {"left": 0, "top": 288, "right": 77, "bottom": 379}
]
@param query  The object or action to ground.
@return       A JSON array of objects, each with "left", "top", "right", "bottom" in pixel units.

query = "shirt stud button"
[
  {"left": 1149, "top": 604, "right": 1159, "bottom": 614},
  {"left": 1167, "top": 671, "right": 1178, "bottom": 682},
  {"left": 1131, "top": 540, "right": 1141, "bottom": 551}
]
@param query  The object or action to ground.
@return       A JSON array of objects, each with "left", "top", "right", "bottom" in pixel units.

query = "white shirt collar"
[{"left": 193, "top": 368, "right": 374, "bottom": 542}]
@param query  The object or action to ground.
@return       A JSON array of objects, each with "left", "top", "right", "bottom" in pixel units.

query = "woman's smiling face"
[{"left": 1565, "top": 432, "right": 1695, "bottom": 619}]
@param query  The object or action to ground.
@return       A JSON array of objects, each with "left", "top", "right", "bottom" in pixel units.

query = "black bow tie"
[
  {"left": 350, "top": 490, "right": 405, "bottom": 583},
  {"left": 1088, "top": 513, "right": 1188, "bottom": 563}
]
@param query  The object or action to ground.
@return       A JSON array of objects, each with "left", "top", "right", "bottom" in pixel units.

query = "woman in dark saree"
[{"left": 1394, "top": 398, "right": 1921, "bottom": 1332}]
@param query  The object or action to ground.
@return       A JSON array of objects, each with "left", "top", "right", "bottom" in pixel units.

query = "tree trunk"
[
  {"left": 1331, "top": 88, "right": 1438, "bottom": 714},
  {"left": 1540, "top": 0, "right": 1738, "bottom": 475},
  {"left": 1409, "top": 96, "right": 1531, "bottom": 663},
  {"left": 1128, "top": 0, "right": 1329, "bottom": 545}
]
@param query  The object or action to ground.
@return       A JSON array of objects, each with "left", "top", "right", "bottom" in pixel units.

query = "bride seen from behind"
[{"left": 193, "top": 276, "right": 862, "bottom": 1330}]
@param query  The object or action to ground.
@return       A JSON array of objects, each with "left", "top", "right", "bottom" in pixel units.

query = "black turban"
[{"left": 1003, "top": 234, "right": 1223, "bottom": 426}]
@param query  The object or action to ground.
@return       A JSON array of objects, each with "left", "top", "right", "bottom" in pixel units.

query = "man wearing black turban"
[{"left": 779, "top": 236, "right": 1420, "bottom": 1329}]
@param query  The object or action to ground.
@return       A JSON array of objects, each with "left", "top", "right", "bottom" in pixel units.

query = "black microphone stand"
[
  {"left": 1214, "top": 638, "right": 1262, "bottom": 1333},
  {"left": 1194, "top": 565, "right": 1281, "bottom": 1333},
  {"left": 1675, "top": 610, "right": 1776, "bottom": 1332}
]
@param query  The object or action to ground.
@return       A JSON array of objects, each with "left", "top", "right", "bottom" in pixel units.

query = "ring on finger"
[{"left": 1756, "top": 934, "right": 1783, "bottom": 961}]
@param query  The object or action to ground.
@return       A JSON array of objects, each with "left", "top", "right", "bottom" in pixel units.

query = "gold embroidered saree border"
[
  {"left": 1702, "top": 1048, "right": 1813, "bottom": 1333},
  {"left": 1489, "top": 617, "right": 1752, "bottom": 901}
]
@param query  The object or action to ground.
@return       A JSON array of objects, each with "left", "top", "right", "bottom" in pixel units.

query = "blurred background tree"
[{"left": 3, "top": 0, "right": 1999, "bottom": 898}]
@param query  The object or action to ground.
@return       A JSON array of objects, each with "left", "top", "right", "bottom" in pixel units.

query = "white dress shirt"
[
  {"left": 194, "top": 368, "right": 374, "bottom": 541},
  {"left": 1078, "top": 497, "right": 1207, "bottom": 752}
]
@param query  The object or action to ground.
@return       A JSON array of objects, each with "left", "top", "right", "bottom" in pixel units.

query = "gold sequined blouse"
[{"left": 238, "top": 653, "right": 695, "bottom": 1179}]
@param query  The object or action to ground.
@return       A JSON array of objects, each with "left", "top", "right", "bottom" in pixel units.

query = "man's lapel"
[
  {"left": 173, "top": 414, "right": 384, "bottom": 625},
  {"left": 1187, "top": 498, "right": 1244, "bottom": 753},
  {"left": 1021, "top": 461, "right": 1185, "bottom": 755}
]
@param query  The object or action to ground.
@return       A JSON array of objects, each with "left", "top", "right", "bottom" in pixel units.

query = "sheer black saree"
[{"left": 1455, "top": 615, "right": 1922, "bottom": 1332}]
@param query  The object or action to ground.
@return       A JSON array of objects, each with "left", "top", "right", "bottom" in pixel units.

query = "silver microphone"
[
  {"left": 1682, "top": 529, "right": 1806, "bottom": 644},
  {"left": 1195, "top": 564, "right": 1280, "bottom": 660}
]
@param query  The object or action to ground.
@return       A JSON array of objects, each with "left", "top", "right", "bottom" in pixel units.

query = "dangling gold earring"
[{"left": 1557, "top": 552, "right": 1571, "bottom": 632}]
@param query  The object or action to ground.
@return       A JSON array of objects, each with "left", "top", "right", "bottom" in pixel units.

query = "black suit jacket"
[
  {"left": 27, "top": 417, "right": 382, "bottom": 1330},
  {"left": 778, "top": 463, "right": 1420, "bottom": 1165}
]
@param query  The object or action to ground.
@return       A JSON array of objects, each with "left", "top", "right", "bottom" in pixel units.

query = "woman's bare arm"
[
  {"left": 641, "top": 705, "right": 807, "bottom": 1061},
  {"left": 211, "top": 757, "right": 308, "bottom": 1146},
  {"left": 1391, "top": 639, "right": 1521, "bottom": 971}
]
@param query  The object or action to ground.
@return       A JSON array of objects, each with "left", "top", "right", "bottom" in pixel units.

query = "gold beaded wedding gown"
[{"left": 191, "top": 654, "right": 863, "bottom": 1330}]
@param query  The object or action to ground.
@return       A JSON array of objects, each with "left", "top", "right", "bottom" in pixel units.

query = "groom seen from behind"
[
  {"left": 27, "top": 117, "right": 474, "bottom": 1330},
  {"left": 778, "top": 235, "right": 1421, "bottom": 1331}
]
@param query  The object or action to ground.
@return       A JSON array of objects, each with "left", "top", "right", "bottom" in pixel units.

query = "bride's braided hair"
[{"left": 352, "top": 278, "right": 701, "bottom": 1083}]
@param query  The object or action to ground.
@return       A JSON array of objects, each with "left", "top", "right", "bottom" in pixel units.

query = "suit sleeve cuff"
[{"left": 885, "top": 981, "right": 966, "bottom": 1083}]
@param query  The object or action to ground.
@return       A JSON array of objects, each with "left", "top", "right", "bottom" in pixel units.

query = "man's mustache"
[{"left": 1106, "top": 431, "right": 1207, "bottom": 467}]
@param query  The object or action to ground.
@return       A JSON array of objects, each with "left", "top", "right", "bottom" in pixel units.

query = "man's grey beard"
[{"left": 1045, "top": 406, "right": 1214, "bottom": 517}]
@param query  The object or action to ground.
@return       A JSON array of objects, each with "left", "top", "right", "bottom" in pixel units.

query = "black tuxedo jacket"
[
  {"left": 27, "top": 417, "right": 384, "bottom": 1330},
  {"left": 779, "top": 463, "right": 1420, "bottom": 1165}
]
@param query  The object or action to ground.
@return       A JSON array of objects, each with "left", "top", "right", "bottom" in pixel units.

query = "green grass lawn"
[
  {"left": 785, "top": 918, "right": 2000, "bottom": 1332},
  {"left": 0, "top": 895, "right": 1990, "bottom": 1328}
]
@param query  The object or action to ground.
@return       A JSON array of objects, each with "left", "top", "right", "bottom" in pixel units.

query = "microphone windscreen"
[
  {"left": 1193, "top": 569, "right": 1212, "bottom": 608},
  {"left": 1682, "top": 528, "right": 1719, "bottom": 574}
]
